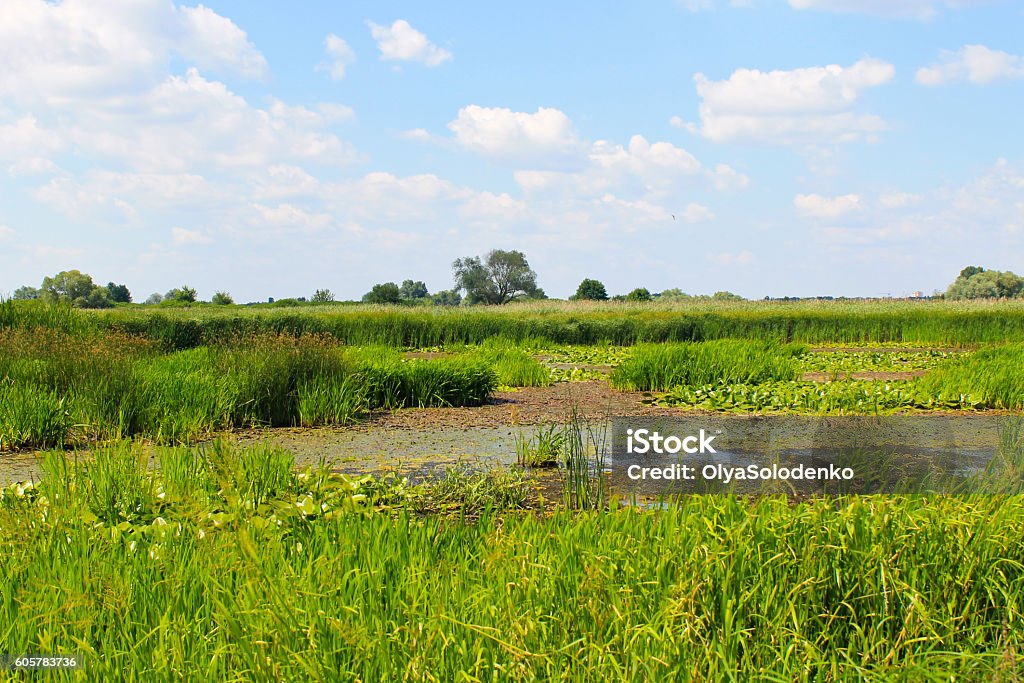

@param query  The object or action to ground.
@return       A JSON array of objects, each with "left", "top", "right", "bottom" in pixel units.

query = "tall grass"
[
  {"left": 0, "top": 332, "right": 496, "bottom": 449},
  {"left": 466, "top": 337, "right": 551, "bottom": 387},
  {"left": 73, "top": 298, "right": 1024, "bottom": 348},
  {"left": 1, "top": 443, "right": 1023, "bottom": 680},
  {"left": 918, "top": 343, "right": 1024, "bottom": 410},
  {"left": 611, "top": 339, "right": 805, "bottom": 391}
]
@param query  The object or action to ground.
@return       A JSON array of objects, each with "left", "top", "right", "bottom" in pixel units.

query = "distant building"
[{"left": 911, "top": 291, "right": 924, "bottom": 298}]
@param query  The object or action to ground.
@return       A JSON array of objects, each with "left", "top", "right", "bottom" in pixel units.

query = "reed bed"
[
  {"left": 1, "top": 440, "right": 1023, "bottom": 680},
  {"left": 8, "top": 298, "right": 1024, "bottom": 348},
  {"left": 610, "top": 339, "right": 805, "bottom": 391},
  {"left": 0, "top": 331, "right": 495, "bottom": 450}
]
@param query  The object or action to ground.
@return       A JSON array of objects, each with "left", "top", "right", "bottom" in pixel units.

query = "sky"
[{"left": 1, "top": 0, "right": 1022, "bottom": 302}]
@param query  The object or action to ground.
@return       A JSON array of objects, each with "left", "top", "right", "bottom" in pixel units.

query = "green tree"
[
  {"left": 712, "top": 291, "right": 744, "bottom": 301},
  {"left": 658, "top": 288, "right": 691, "bottom": 301},
  {"left": 40, "top": 270, "right": 96, "bottom": 303},
  {"left": 311, "top": 288, "right": 335, "bottom": 303},
  {"left": 211, "top": 291, "right": 234, "bottom": 305},
  {"left": 452, "top": 250, "right": 539, "bottom": 305},
  {"left": 430, "top": 289, "right": 462, "bottom": 306},
  {"left": 12, "top": 286, "right": 39, "bottom": 300},
  {"left": 165, "top": 285, "right": 198, "bottom": 303},
  {"left": 363, "top": 282, "right": 401, "bottom": 304},
  {"left": 626, "top": 287, "right": 652, "bottom": 302},
  {"left": 946, "top": 267, "right": 1024, "bottom": 300},
  {"left": 400, "top": 280, "right": 429, "bottom": 301},
  {"left": 571, "top": 278, "right": 609, "bottom": 301},
  {"left": 38, "top": 270, "right": 116, "bottom": 308},
  {"left": 80, "top": 287, "right": 114, "bottom": 309},
  {"left": 106, "top": 282, "right": 132, "bottom": 303},
  {"left": 144, "top": 293, "right": 163, "bottom": 305}
]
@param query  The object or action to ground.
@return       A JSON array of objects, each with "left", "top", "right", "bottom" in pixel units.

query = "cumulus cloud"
[
  {"left": 689, "top": 58, "right": 894, "bottom": 144},
  {"left": 64, "top": 69, "right": 358, "bottom": 172},
  {"left": 794, "top": 193, "right": 863, "bottom": 219},
  {"left": 0, "top": 0, "right": 267, "bottom": 106},
  {"left": 368, "top": 19, "right": 452, "bottom": 66},
  {"left": 176, "top": 5, "right": 268, "bottom": 78},
  {"left": 916, "top": 45, "right": 1024, "bottom": 85},
  {"left": 448, "top": 105, "right": 583, "bottom": 164},
  {"left": 788, "top": 0, "right": 994, "bottom": 19},
  {"left": 320, "top": 34, "right": 356, "bottom": 80}
]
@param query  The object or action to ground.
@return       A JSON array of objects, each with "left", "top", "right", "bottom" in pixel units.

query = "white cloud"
[
  {"left": 794, "top": 193, "right": 863, "bottom": 219},
  {"left": 916, "top": 45, "right": 1024, "bottom": 85},
  {"left": 512, "top": 134, "right": 715, "bottom": 199},
  {"left": 809, "top": 160, "right": 1024, "bottom": 251},
  {"left": 0, "top": 0, "right": 267, "bottom": 106},
  {"left": 69, "top": 69, "right": 359, "bottom": 172},
  {"left": 320, "top": 34, "right": 356, "bottom": 80},
  {"left": 458, "top": 192, "right": 529, "bottom": 230},
  {"left": 248, "top": 204, "right": 333, "bottom": 234},
  {"left": 678, "top": 202, "right": 717, "bottom": 223},
  {"left": 400, "top": 128, "right": 433, "bottom": 142},
  {"left": 0, "top": 225, "right": 15, "bottom": 241},
  {"left": 448, "top": 105, "right": 583, "bottom": 164},
  {"left": 0, "top": 116, "right": 64, "bottom": 162},
  {"left": 176, "top": 5, "right": 267, "bottom": 79},
  {"left": 789, "top": 0, "right": 994, "bottom": 19},
  {"left": 368, "top": 19, "right": 452, "bottom": 67},
  {"left": 709, "top": 250, "right": 755, "bottom": 266},
  {"left": 690, "top": 58, "right": 894, "bottom": 144},
  {"left": 709, "top": 164, "right": 751, "bottom": 191},
  {"left": 171, "top": 227, "right": 212, "bottom": 245}
]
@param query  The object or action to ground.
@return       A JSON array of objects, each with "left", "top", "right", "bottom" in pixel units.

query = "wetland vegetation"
[{"left": 2, "top": 297, "right": 1024, "bottom": 680}]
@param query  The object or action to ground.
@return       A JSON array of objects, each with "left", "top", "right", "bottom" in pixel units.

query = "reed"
[
  {"left": 1, "top": 441, "right": 1023, "bottom": 680},
  {"left": 610, "top": 339, "right": 804, "bottom": 391}
]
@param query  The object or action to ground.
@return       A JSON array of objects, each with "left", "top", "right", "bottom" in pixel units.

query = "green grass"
[
  {"left": 918, "top": 343, "right": 1024, "bottom": 410},
  {"left": 0, "top": 332, "right": 496, "bottom": 449},
  {"left": 611, "top": 339, "right": 805, "bottom": 391},
  {"left": 8, "top": 298, "right": 1024, "bottom": 348},
  {"left": 464, "top": 338, "right": 552, "bottom": 387},
  {"left": 1, "top": 440, "right": 1023, "bottom": 680}
]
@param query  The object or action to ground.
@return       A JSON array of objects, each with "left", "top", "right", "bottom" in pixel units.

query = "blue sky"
[{"left": 1, "top": 0, "right": 1022, "bottom": 301}]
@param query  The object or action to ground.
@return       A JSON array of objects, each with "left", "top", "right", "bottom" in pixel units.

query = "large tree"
[
  {"left": 106, "top": 282, "right": 132, "bottom": 303},
  {"left": 452, "top": 250, "right": 539, "bottom": 305},
  {"left": 400, "top": 279, "right": 429, "bottom": 301},
  {"left": 165, "top": 285, "right": 198, "bottom": 303},
  {"left": 571, "top": 278, "right": 609, "bottom": 301},
  {"left": 39, "top": 270, "right": 114, "bottom": 308},
  {"left": 40, "top": 270, "right": 96, "bottom": 303},
  {"left": 946, "top": 267, "right": 1024, "bottom": 299},
  {"left": 363, "top": 282, "right": 401, "bottom": 304}
]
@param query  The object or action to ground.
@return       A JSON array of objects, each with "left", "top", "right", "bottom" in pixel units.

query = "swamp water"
[{"left": 1, "top": 414, "right": 1017, "bottom": 495}]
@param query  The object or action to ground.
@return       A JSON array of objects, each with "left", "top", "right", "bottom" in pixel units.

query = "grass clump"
[
  {"left": 917, "top": 343, "right": 1024, "bottom": 410},
  {"left": 611, "top": 339, "right": 805, "bottom": 391},
  {"left": 465, "top": 338, "right": 551, "bottom": 387}
]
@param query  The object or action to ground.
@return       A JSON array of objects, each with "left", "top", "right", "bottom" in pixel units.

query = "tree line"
[{"left": 10, "top": 254, "right": 1017, "bottom": 309}]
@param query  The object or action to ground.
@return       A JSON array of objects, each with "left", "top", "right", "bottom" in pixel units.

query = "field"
[{"left": 2, "top": 298, "right": 1024, "bottom": 680}]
